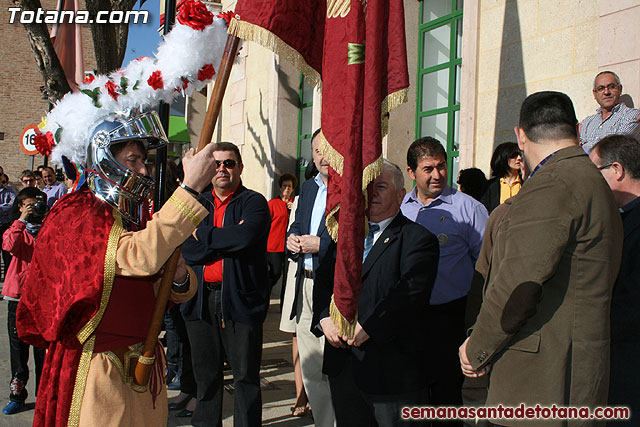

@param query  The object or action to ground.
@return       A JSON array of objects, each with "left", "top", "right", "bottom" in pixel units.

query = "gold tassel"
[
  {"left": 330, "top": 295, "right": 357, "bottom": 340},
  {"left": 228, "top": 18, "right": 322, "bottom": 90}
]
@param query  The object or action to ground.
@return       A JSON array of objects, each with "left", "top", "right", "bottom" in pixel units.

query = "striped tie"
[{"left": 363, "top": 223, "right": 380, "bottom": 262}]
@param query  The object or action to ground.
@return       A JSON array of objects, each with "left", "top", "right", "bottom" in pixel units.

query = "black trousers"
[
  {"left": 185, "top": 288, "right": 263, "bottom": 427},
  {"left": 7, "top": 300, "right": 45, "bottom": 402},
  {"left": 164, "top": 304, "right": 197, "bottom": 395},
  {"left": 329, "top": 356, "right": 428, "bottom": 427},
  {"left": 266, "top": 252, "right": 284, "bottom": 291},
  {"left": 427, "top": 296, "right": 466, "bottom": 426}
]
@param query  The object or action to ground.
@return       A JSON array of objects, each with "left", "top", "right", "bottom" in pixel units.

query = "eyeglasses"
[
  {"left": 595, "top": 83, "right": 619, "bottom": 93},
  {"left": 598, "top": 163, "right": 614, "bottom": 170},
  {"left": 22, "top": 178, "right": 35, "bottom": 183},
  {"left": 215, "top": 159, "right": 237, "bottom": 169},
  {"left": 510, "top": 151, "right": 522, "bottom": 159}
]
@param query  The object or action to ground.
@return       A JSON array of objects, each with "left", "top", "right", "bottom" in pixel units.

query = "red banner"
[{"left": 230, "top": 0, "right": 409, "bottom": 335}]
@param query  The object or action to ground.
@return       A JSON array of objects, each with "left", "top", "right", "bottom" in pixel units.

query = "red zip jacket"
[{"left": 1, "top": 220, "right": 35, "bottom": 299}]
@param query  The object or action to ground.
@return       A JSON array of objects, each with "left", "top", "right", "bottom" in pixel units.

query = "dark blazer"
[
  {"left": 181, "top": 184, "right": 271, "bottom": 325},
  {"left": 313, "top": 213, "right": 439, "bottom": 395},
  {"left": 480, "top": 177, "right": 500, "bottom": 214},
  {"left": 286, "top": 177, "right": 334, "bottom": 320},
  {"left": 609, "top": 200, "right": 640, "bottom": 420}
]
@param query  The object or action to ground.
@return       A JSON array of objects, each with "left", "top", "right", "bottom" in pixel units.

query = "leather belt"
[
  {"left": 205, "top": 281, "right": 222, "bottom": 291},
  {"left": 303, "top": 269, "right": 314, "bottom": 279}
]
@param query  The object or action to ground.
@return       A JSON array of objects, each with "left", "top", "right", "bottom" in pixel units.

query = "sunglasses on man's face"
[
  {"left": 22, "top": 178, "right": 35, "bottom": 183},
  {"left": 215, "top": 159, "right": 237, "bottom": 169}
]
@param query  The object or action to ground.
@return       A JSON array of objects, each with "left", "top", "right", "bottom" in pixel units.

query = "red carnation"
[
  {"left": 175, "top": 77, "right": 190, "bottom": 92},
  {"left": 147, "top": 70, "right": 164, "bottom": 90},
  {"left": 105, "top": 80, "right": 120, "bottom": 101},
  {"left": 82, "top": 74, "right": 95, "bottom": 84},
  {"left": 177, "top": 0, "right": 213, "bottom": 31},
  {"left": 197, "top": 64, "right": 215, "bottom": 81},
  {"left": 34, "top": 130, "right": 55, "bottom": 157},
  {"left": 216, "top": 10, "right": 235, "bottom": 26}
]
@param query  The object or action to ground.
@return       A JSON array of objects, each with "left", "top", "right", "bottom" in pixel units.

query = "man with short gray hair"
[
  {"left": 314, "top": 159, "right": 439, "bottom": 426},
  {"left": 590, "top": 134, "right": 640, "bottom": 425},
  {"left": 579, "top": 70, "right": 640, "bottom": 153}
]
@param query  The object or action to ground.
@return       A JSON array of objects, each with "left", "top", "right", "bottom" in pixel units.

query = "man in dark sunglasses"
[
  {"left": 181, "top": 141, "right": 271, "bottom": 426},
  {"left": 579, "top": 70, "right": 640, "bottom": 153}
]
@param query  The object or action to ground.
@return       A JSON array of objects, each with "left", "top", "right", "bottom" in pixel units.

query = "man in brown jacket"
[{"left": 459, "top": 91, "right": 623, "bottom": 426}]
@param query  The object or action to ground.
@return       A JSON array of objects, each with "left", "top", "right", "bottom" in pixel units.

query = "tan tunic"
[{"left": 78, "top": 188, "right": 207, "bottom": 426}]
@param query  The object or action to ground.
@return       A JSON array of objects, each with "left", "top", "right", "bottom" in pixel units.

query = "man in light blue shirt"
[
  {"left": 286, "top": 130, "right": 336, "bottom": 426},
  {"left": 401, "top": 136, "right": 488, "bottom": 420},
  {"left": 41, "top": 167, "right": 67, "bottom": 208}
]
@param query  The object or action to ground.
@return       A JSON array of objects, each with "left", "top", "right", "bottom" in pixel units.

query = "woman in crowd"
[{"left": 481, "top": 142, "right": 523, "bottom": 213}]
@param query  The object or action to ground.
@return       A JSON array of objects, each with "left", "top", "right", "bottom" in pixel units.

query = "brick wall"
[{"left": 0, "top": 0, "right": 96, "bottom": 187}]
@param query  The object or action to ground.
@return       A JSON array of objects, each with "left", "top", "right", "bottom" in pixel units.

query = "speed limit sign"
[{"left": 20, "top": 125, "right": 39, "bottom": 156}]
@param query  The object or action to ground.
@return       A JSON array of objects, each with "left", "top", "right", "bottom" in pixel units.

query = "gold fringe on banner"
[
  {"left": 317, "top": 129, "right": 344, "bottom": 176},
  {"left": 381, "top": 88, "right": 409, "bottom": 137},
  {"left": 362, "top": 155, "right": 383, "bottom": 191},
  {"left": 228, "top": 18, "right": 322, "bottom": 90},
  {"left": 325, "top": 203, "right": 340, "bottom": 242},
  {"left": 67, "top": 335, "right": 96, "bottom": 427},
  {"left": 330, "top": 295, "right": 357, "bottom": 340}
]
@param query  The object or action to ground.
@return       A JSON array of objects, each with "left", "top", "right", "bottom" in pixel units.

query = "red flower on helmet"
[
  {"left": 147, "top": 71, "right": 164, "bottom": 90},
  {"left": 105, "top": 80, "right": 120, "bottom": 101},
  {"left": 177, "top": 0, "right": 213, "bottom": 31},
  {"left": 82, "top": 74, "right": 95, "bottom": 84},
  {"left": 34, "top": 130, "right": 55, "bottom": 156},
  {"left": 197, "top": 64, "right": 215, "bottom": 81},
  {"left": 216, "top": 11, "right": 235, "bottom": 26}
]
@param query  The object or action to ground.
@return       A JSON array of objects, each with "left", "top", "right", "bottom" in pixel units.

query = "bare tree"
[{"left": 18, "top": 0, "right": 138, "bottom": 105}]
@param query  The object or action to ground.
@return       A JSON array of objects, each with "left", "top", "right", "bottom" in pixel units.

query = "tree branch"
[{"left": 19, "top": 0, "right": 71, "bottom": 105}]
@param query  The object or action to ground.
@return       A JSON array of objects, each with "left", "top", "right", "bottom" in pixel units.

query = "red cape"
[{"left": 17, "top": 189, "right": 117, "bottom": 427}]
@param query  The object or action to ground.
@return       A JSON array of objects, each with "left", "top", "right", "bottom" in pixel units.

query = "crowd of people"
[{"left": 0, "top": 70, "right": 639, "bottom": 427}]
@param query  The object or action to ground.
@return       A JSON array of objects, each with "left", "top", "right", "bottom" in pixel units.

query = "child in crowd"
[{"left": 1, "top": 187, "right": 47, "bottom": 415}]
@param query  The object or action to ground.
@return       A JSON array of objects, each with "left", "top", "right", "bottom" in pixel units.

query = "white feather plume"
[{"left": 47, "top": 6, "right": 229, "bottom": 166}]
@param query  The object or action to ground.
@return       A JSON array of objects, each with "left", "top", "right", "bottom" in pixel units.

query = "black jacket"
[
  {"left": 286, "top": 177, "right": 335, "bottom": 320},
  {"left": 181, "top": 184, "right": 271, "bottom": 325},
  {"left": 480, "top": 177, "right": 500, "bottom": 214},
  {"left": 313, "top": 213, "right": 439, "bottom": 395}
]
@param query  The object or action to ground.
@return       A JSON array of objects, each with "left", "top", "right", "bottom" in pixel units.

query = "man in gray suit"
[{"left": 459, "top": 91, "right": 623, "bottom": 426}]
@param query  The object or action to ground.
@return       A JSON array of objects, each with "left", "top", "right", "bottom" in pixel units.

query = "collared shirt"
[
  {"left": 370, "top": 215, "right": 394, "bottom": 247},
  {"left": 401, "top": 185, "right": 488, "bottom": 304},
  {"left": 580, "top": 102, "right": 640, "bottom": 153},
  {"left": 203, "top": 188, "right": 236, "bottom": 283},
  {"left": 0, "top": 186, "right": 16, "bottom": 225},
  {"left": 304, "top": 174, "right": 327, "bottom": 270},
  {"left": 43, "top": 181, "right": 67, "bottom": 208},
  {"left": 499, "top": 176, "right": 521, "bottom": 204},
  {"left": 620, "top": 196, "right": 640, "bottom": 214}
]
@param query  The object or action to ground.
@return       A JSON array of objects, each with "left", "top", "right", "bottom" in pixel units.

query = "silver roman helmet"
[{"left": 85, "top": 111, "right": 167, "bottom": 225}]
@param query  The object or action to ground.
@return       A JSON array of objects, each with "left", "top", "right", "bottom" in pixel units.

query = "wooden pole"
[{"left": 133, "top": 33, "right": 241, "bottom": 389}]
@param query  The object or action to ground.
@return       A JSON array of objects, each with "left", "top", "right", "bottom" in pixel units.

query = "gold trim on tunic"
[
  {"left": 168, "top": 194, "right": 202, "bottom": 227},
  {"left": 67, "top": 336, "right": 96, "bottom": 427},
  {"left": 77, "top": 209, "right": 123, "bottom": 344}
]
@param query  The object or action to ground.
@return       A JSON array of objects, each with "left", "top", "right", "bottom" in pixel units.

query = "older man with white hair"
[{"left": 314, "top": 160, "right": 440, "bottom": 426}]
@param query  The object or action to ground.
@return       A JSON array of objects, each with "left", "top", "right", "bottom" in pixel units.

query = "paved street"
[{"left": 0, "top": 286, "right": 315, "bottom": 427}]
